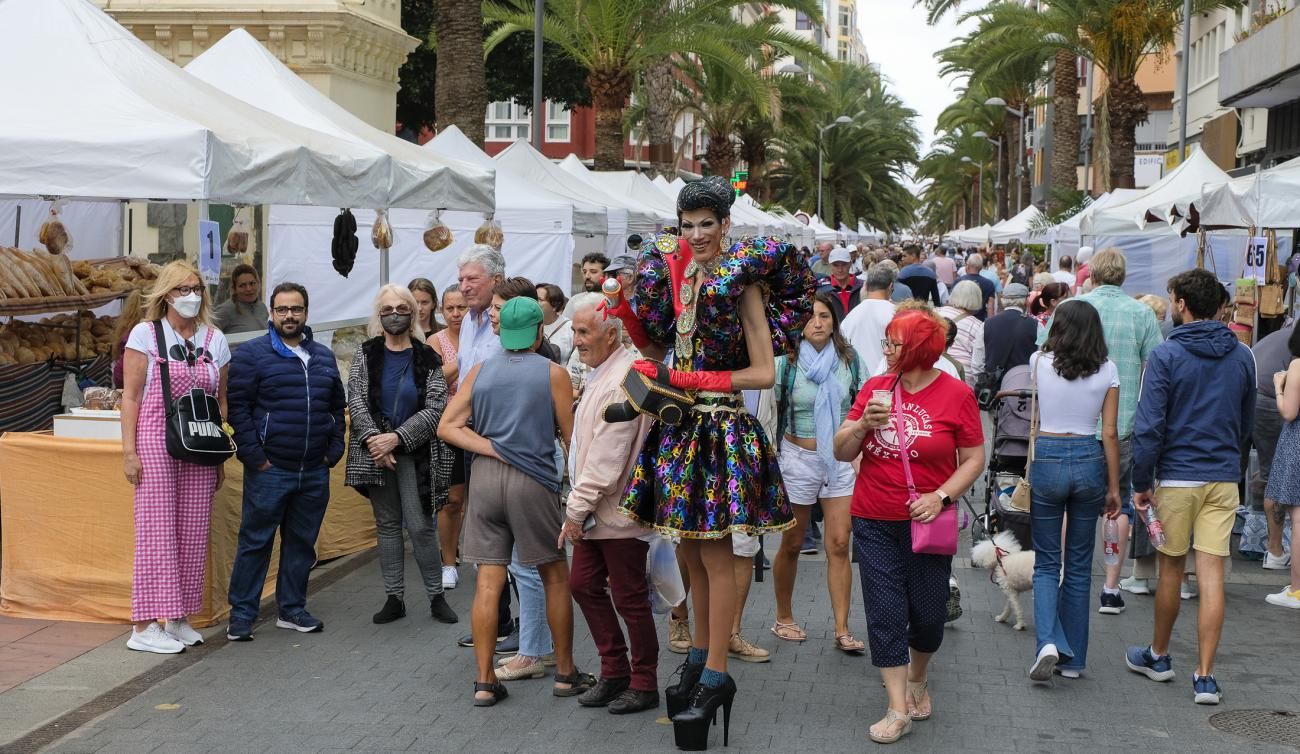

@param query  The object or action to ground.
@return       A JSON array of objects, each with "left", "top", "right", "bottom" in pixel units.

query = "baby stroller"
[{"left": 971, "top": 364, "right": 1033, "bottom": 549}]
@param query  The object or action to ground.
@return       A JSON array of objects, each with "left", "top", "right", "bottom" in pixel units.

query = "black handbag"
[{"left": 152, "top": 321, "right": 235, "bottom": 466}]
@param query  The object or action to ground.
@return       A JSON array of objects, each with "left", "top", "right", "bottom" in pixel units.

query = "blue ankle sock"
[
  {"left": 699, "top": 668, "right": 729, "bottom": 688},
  {"left": 687, "top": 647, "right": 707, "bottom": 664}
]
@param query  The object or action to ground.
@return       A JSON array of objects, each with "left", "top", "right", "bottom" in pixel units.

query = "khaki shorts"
[
  {"left": 1154, "top": 482, "right": 1239, "bottom": 557},
  {"left": 462, "top": 456, "right": 565, "bottom": 567}
]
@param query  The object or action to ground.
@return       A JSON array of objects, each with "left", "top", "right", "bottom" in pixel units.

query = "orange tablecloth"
[{"left": 0, "top": 432, "right": 376, "bottom": 627}]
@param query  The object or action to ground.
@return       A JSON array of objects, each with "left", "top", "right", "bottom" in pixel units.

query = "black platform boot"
[
  {"left": 671, "top": 676, "right": 737, "bottom": 750},
  {"left": 665, "top": 659, "right": 705, "bottom": 718}
]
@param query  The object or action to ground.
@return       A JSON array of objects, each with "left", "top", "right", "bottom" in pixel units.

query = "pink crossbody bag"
[{"left": 893, "top": 380, "right": 958, "bottom": 556}]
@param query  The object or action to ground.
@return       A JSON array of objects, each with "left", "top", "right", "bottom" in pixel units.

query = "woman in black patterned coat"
[{"left": 345, "top": 284, "right": 458, "bottom": 625}]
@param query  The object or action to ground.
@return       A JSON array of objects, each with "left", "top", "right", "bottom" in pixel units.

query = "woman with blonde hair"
[
  {"left": 346, "top": 284, "right": 458, "bottom": 625},
  {"left": 120, "top": 261, "right": 231, "bottom": 653}
]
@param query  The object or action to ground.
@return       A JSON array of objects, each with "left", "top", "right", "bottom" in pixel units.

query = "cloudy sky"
[{"left": 859, "top": 1, "right": 976, "bottom": 180}]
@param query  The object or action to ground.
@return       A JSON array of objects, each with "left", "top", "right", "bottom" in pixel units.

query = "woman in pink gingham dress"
[{"left": 121, "top": 261, "right": 231, "bottom": 654}]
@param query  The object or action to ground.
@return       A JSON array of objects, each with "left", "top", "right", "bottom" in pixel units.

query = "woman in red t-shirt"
[{"left": 833, "top": 308, "right": 986, "bottom": 744}]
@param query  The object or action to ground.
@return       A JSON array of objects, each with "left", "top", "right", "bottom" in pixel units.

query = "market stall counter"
[{"left": 0, "top": 432, "right": 375, "bottom": 627}]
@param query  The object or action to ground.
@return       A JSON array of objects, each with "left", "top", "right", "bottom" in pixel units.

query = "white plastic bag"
[
  {"left": 39, "top": 200, "right": 72, "bottom": 255},
  {"left": 646, "top": 536, "right": 685, "bottom": 614},
  {"left": 474, "top": 215, "right": 504, "bottom": 250},
  {"left": 226, "top": 206, "right": 251, "bottom": 254},
  {"left": 371, "top": 208, "right": 394, "bottom": 250}
]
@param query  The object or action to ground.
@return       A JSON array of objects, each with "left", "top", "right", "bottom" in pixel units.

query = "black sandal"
[
  {"left": 552, "top": 669, "right": 597, "bottom": 697},
  {"left": 473, "top": 681, "right": 509, "bottom": 707}
]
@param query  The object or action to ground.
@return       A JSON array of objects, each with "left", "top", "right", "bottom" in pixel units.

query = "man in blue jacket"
[
  {"left": 1125, "top": 269, "right": 1255, "bottom": 706},
  {"left": 225, "top": 282, "right": 346, "bottom": 641}
]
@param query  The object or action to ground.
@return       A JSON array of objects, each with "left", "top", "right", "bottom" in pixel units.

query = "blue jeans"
[
  {"left": 509, "top": 547, "right": 553, "bottom": 656},
  {"left": 1029, "top": 436, "right": 1105, "bottom": 671},
  {"left": 228, "top": 465, "right": 330, "bottom": 623}
]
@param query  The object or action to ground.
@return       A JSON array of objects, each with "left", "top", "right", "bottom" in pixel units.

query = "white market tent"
[
  {"left": 808, "top": 215, "right": 838, "bottom": 243},
  {"left": 767, "top": 207, "right": 815, "bottom": 249},
  {"left": 1195, "top": 155, "right": 1300, "bottom": 230},
  {"left": 949, "top": 224, "right": 992, "bottom": 246},
  {"left": 184, "top": 28, "right": 494, "bottom": 212},
  {"left": 857, "top": 222, "right": 882, "bottom": 244},
  {"left": 1066, "top": 150, "right": 1288, "bottom": 293},
  {"left": 988, "top": 205, "right": 1048, "bottom": 245},
  {"left": 495, "top": 140, "right": 676, "bottom": 252},
  {"left": 838, "top": 223, "right": 858, "bottom": 243},
  {"left": 1082, "top": 149, "right": 1230, "bottom": 236},
  {"left": 1047, "top": 189, "right": 1142, "bottom": 261},
  {"left": 0, "top": 0, "right": 403, "bottom": 208},
  {"left": 557, "top": 156, "right": 676, "bottom": 227}
]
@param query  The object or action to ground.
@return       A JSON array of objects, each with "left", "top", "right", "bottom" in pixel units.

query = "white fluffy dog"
[{"left": 969, "top": 530, "right": 1035, "bottom": 630}]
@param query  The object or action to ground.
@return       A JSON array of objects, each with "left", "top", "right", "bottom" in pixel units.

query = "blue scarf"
[{"left": 798, "top": 339, "right": 845, "bottom": 479}]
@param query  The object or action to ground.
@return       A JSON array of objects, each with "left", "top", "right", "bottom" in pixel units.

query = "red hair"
[{"left": 885, "top": 309, "right": 946, "bottom": 374}]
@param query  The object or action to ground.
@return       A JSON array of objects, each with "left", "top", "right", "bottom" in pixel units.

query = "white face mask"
[{"left": 172, "top": 292, "right": 202, "bottom": 319}]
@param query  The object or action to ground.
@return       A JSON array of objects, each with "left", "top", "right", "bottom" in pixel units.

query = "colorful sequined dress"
[{"left": 618, "top": 234, "right": 815, "bottom": 539}]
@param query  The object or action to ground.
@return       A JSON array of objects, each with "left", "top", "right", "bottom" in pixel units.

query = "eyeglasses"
[
  {"left": 379, "top": 306, "right": 412, "bottom": 316},
  {"left": 880, "top": 339, "right": 904, "bottom": 352},
  {"left": 272, "top": 306, "right": 306, "bottom": 316},
  {"left": 171, "top": 285, "right": 204, "bottom": 296}
]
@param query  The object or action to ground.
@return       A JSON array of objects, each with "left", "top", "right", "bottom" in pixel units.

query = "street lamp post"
[
  {"left": 817, "top": 115, "right": 853, "bottom": 222},
  {"left": 985, "top": 97, "right": 1026, "bottom": 214},
  {"left": 973, "top": 130, "right": 1001, "bottom": 218},
  {"left": 531, "top": 0, "right": 544, "bottom": 149}
]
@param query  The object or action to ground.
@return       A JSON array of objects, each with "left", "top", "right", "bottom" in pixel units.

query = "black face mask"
[{"left": 381, "top": 313, "right": 412, "bottom": 335}]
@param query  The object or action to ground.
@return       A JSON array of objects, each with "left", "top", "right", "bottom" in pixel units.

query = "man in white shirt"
[
  {"left": 456, "top": 244, "right": 507, "bottom": 388},
  {"left": 841, "top": 262, "right": 899, "bottom": 374},
  {"left": 1054, "top": 256, "right": 1076, "bottom": 288}
]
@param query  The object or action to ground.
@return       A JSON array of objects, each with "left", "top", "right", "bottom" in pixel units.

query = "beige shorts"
[
  {"left": 1154, "top": 482, "right": 1239, "bottom": 557},
  {"left": 462, "top": 456, "right": 565, "bottom": 567}
]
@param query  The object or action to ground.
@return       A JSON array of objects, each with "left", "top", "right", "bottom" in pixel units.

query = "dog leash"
[{"left": 989, "top": 545, "right": 1010, "bottom": 584}]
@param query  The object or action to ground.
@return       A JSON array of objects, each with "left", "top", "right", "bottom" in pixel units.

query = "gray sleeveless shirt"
[{"left": 471, "top": 351, "right": 560, "bottom": 491}]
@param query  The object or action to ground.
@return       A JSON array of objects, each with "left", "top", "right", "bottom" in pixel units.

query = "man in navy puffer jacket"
[
  {"left": 225, "top": 282, "right": 346, "bottom": 641},
  {"left": 1126, "top": 269, "right": 1255, "bottom": 706}
]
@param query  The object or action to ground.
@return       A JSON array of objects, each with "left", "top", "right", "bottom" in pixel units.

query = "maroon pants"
[{"left": 569, "top": 536, "right": 660, "bottom": 691}]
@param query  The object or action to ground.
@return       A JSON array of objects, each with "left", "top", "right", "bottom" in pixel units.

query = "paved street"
[{"left": 20, "top": 537, "right": 1299, "bottom": 754}]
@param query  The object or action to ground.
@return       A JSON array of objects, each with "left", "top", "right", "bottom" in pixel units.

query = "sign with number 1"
[{"left": 199, "top": 220, "right": 221, "bottom": 286}]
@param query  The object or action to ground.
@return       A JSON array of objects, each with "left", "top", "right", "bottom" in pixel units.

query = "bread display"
[
  {"left": 70, "top": 256, "right": 160, "bottom": 296},
  {"left": 0, "top": 312, "right": 116, "bottom": 365}
]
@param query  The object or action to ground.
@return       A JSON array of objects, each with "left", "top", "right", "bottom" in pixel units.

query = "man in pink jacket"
[{"left": 560, "top": 303, "right": 660, "bottom": 714}]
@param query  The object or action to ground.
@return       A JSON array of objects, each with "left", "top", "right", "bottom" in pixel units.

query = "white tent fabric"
[
  {"left": 838, "top": 223, "right": 858, "bottom": 243},
  {"left": 738, "top": 195, "right": 805, "bottom": 241},
  {"left": 857, "top": 222, "right": 882, "bottom": 243},
  {"left": 1083, "top": 150, "right": 1230, "bottom": 235},
  {"left": 557, "top": 156, "right": 675, "bottom": 227},
  {"left": 1085, "top": 231, "right": 1291, "bottom": 295},
  {"left": 949, "top": 224, "right": 992, "bottom": 246},
  {"left": 1195, "top": 155, "right": 1300, "bottom": 229},
  {"left": 988, "top": 205, "right": 1048, "bottom": 244},
  {"left": 768, "top": 207, "right": 815, "bottom": 249},
  {"left": 184, "top": 28, "right": 493, "bottom": 212},
  {"left": 808, "top": 215, "right": 838, "bottom": 243},
  {"left": 1048, "top": 190, "right": 1141, "bottom": 262},
  {"left": 267, "top": 205, "right": 575, "bottom": 324},
  {"left": 0, "top": 200, "right": 123, "bottom": 261},
  {"left": 0, "top": 0, "right": 403, "bottom": 207}
]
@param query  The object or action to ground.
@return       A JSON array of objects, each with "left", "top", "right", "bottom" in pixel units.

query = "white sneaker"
[
  {"left": 1263, "top": 550, "right": 1292, "bottom": 570},
  {"left": 1181, "top": 582, "right": 1198, "bottom": 600},
  {"left": 126, "top": 622, "right": 185, "bottom": 654},
  {"left": 442, "top": 565, "right": 459, "bottom": 590},
  {"left": 1119, "top": 576, "right": 1151, "bottom": 595},
  {"left": 1265, "top": 585, "right": 1300, "bottom": 609},
  {"left": 163, "top": 617, "right": 204, "bottom": 646},
  {"left": 1029, "top": 644, "right": 1058, "bottom": 682}
]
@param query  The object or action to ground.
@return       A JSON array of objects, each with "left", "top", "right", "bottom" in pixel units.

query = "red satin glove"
[
  {"left": 632, "top": 360, "right": 733, "bottom": 393},
  {"left": 596, "top": 296, "right": 652, "bottom": 351}
]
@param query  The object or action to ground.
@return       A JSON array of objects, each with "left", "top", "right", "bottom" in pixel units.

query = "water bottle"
[
  {"left": 1102, "top": 517, "right": 1120, "bottom": 567},
  {"left": 1142, "top": 505, "right": 1168, "bottom": 548}
]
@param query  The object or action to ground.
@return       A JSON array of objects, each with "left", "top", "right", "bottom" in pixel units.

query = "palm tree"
[
  {"left": 972, "top": 0, "right": 1238, "bottom": 190},
  {"left": 768, "top": 63, "right": 920, "bottom": 231},
  {"left": 917, "top": 129, "right": 995, "bottom": 231},
  {"left": 485, "top": 0, "right": 823, "bottom": 170},
  {"left": 434, "top": 0, "right": 487, "bottom": 146}
]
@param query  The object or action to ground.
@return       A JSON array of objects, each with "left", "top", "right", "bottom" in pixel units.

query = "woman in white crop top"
[{"left": 1026, "top": 300, "right": 1121, "bottom": 683}]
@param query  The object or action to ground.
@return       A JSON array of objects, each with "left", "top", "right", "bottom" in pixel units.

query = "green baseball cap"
[{"left": 499, "top": 297, "right": 543, "bottom": 351}]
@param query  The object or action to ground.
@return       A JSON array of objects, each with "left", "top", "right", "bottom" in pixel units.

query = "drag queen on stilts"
[{"left": 602, "top": 176, "right": 814, "bottom": 750}]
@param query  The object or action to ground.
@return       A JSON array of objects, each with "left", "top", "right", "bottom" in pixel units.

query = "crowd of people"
[{"left": 115, "top": 185, "right": 1298, "bottom": 749}]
